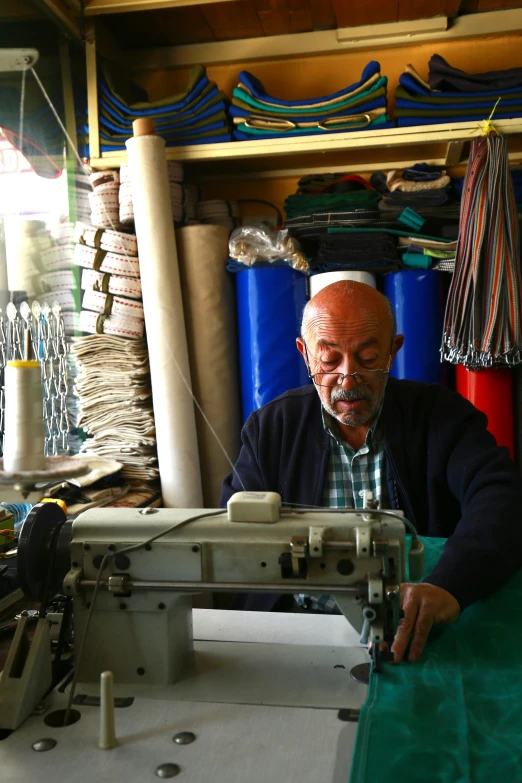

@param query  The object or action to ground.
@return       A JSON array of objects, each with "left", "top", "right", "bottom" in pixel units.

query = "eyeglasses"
[{"left": 304, "top": 343, "right": 391, "bottom": 388}]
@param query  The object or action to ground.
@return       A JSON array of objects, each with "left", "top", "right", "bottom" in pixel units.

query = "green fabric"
[
  {"left": 351, "top": 536, "right": 522, "bottom": 783},
  {"left": 396, "top": 85, "right": 522, "bottom": 105},
  {"left": 285, "top": 190, "right": 380, "bottom": 219},
  {"left": 235, "top": 114, "right": 390, "bottom": 136},
  {"left": 99, "top": 88, "right": 226, "bottom": 127},
  {"left": 402, "top": 253, "right": 431, "bottom": 268},
  {"left": 232, "top": 79, "right": 387, "bottom": 116},
  {"left": 396, "top": 104, "right": 522, "bottom": 118},
  {"left": 100, "top": 109, "right": 228, "bottom": 139}
]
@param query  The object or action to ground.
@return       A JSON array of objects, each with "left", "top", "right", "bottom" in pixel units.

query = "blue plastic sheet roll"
[
  {"left": 236, "top": 267, "right": 310, "bottom": 421},
  {"left": 384, "top": 270, "right": 444, "bottom": 384}
]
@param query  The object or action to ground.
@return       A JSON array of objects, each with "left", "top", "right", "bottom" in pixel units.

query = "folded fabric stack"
[
  {"left": 397, "top": 235, "right": 457, "bottom": 272},
  {"left": 284, "top": 175, "right": 399, "bottom": 256},
  {"left": 73, "top": 222, "right": 145, "bottom": 340},
  {"left": 196, "top": 199, "right": 240, "bottom": 231},
  {"left": 230, "top": 61, "right": 393, "bottom": 141},
  {"left": 40, "top": 222, "right": 79, "bottom": 321},
  {"left": 371, "top": 163, "right": 460, "bottom": 241},
  {"left": 120, "top": 160, "right": 188, "bottom": 226},
  {"left": 73, "top": 334, "right": 159, "bottom": 482},
  {"left": 87, "top": 62, "right": 232, "bottom": 155},
  {"left": 395, "top": 55, "right": 522, "bottom": 127},
  {"left": 311, "top": 231, "right": 401, "bottom": 273},
  {"left": 89, "top": 170, "right": 120, "bottom": 228}
]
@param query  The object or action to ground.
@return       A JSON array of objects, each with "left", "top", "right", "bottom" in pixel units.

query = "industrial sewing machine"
[{"left": 0, "top": 491, "right": 423, "bottom": 782}]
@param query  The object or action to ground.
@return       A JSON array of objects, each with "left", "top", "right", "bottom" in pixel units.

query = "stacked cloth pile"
[
  {"left": 230, "top": 61, "right": 393, "bottom": 141},
  {"left": 395, "top": 55, "right": 522, "bottom": 127},
  {"left": 284, "top": 173, "right": 401, "bottom": 271},
  {"left": 370, "top": 162, "right": 461, "bottom": 260},
  {"left": 41, "top": 221, "right": 80, "bottom": 335},
  {"left": 73, "top": 335, "right": 159, "bottom": 481},
  {"left": 73, "top": 222, "right": 145, "bottom": 340},
  {"left": 90, "top": 62, "right": 232, "bottom": 155}
]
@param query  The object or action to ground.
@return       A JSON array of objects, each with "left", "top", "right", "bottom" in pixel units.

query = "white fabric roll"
[
  {"left": 309, "top": 271, "right": 377, "bottom": 298},
  {"left": 49, "top": 290, "right": 76, "bottom": 311},
  {"left": 126, "top": 131, "right": 202, "bottom": 508},
  {"left": 79, "top": 309, "right": 144, "bottom": 339},
  {"left": 42, "top": 270, "right": 77, "bottom": 292},
  {"left": 82, "top": 288, "right": 144, "bottom": 320},
  {"left": 73, "top": 242, "right": 141, "bottom": 278},
  {"left": 81, "top": 269, "right": 142, "bottom": 300},
  {"left": 89, "top": 183, "right": 120, "bottom": 228},
  {"left": 75, "top": 222, "right": 138, "bottom": 256},
  {"left": 121, "top": 160, "right": 183, "bottom": 184},
  {"left": 3, "top": 361, "right": 46, "bottom": 473}
]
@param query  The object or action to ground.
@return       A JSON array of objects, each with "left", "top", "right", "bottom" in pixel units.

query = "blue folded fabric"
[
  {"left": 100, "top": 88, "right": 223, "bottom": 126},
  {"left": 229, "top": 96, "right": 387, "bottom": 123},
  {"left": 98, "top": 105, "right": 228, "bottom": 135},
  {"left": 239, "top": 61, "right": 381, "bottom": 108},
  {"left": 403, "top": 163, "right": 443, "bottom": 182},
  {"left": 99, "top": 118, "right": 229, "bottom": 143},
  {"left": 99, "top": 74, "right": 212, "bottom": 116},
  {"left": 399, "top": 72, "right": 522, "bottom": 98},
  {"left": 396, "top": 96, "right": 522, "bottom": 111},
  {"left": 89, "top": 132, "right": 233, "bottom": 155},
  {"left": 233, "top": 116, "right": 394, "bottom": 140},
  {"left": 396, "top": 113, "right": 522, "bottom": 126}
]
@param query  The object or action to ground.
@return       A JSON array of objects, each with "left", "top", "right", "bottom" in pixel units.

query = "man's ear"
[
  {"left": 391, "top": 334, "right": 404, "bottom": 364},
  {"left": 296, "top": 337, "right": 306, "bottom": 358}
]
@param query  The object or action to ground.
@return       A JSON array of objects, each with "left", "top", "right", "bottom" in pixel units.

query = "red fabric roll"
[{"left": 456, "top": 365, "right": 515, "bottom": 460}]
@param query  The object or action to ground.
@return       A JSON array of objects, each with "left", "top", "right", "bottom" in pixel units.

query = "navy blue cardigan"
[{"left": 221, "top": 379, "right": 522, "bottom": 610}]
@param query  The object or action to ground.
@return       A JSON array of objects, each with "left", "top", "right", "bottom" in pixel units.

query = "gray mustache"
[{"left": 331, "top": 387, "right": 372, "bottom": 403}]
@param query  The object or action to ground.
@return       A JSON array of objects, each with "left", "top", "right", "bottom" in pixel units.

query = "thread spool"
[{"left": 3, "top": 360, "right": 46, "bottom": 474}]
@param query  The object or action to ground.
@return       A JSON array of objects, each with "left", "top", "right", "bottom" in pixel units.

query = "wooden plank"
[
  {"left": 85, "top": 0, "right": 238, "bottom": 13},
  {"left": 127, "top": 8, "right": 522, "bottom": 68},
  {"left": 85, "top": 18, "right": 100, "bottom": 161},
  {"left": 309, "top": 0, "right": 337, "bottom": 29},
  {"left": 201, "top": 0, "right": 265, "bottom": 40},
  {"left": 458, "top": 0, "right": 479, "bottom": 10},
  {"left": 156, "top": 7, "right": 217, "bottom": 44},
  {"left": 445, "top": 139, "right": 465, "bottom": 165},
  {"left": 32, "top": 0, "right": 82, "bottom": 38},
  {"left": 255, "top": 0, "right": 313, "bottom": 36},
  {"left": 332, "top": 0, "right": 399, "bottom": 27},
  {"left": 399, "top": 0, "right": 461, "bottom": 19},
  {"left": 0, "top": 0, "right": 43, "bottom": 21},
  {"left": 102, "top": 11, "right": 171, "bottom": 49}
]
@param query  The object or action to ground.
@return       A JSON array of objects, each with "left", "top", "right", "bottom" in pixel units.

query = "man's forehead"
[{"left": 306, "top": 313, "right": 387, "bottom": 344}]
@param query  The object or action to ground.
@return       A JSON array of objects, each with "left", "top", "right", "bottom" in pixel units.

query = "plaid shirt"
[{"left": 295, "top": 406, "right": 388, "bottom": 613}]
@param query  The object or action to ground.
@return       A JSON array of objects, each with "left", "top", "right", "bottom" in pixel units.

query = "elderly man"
[{"left": 221, "top": 281, "right": 522, "bottom": 663}]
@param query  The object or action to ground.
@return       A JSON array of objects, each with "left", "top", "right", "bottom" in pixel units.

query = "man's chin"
[{"left": 334, "top": 409, "right": 373, "bottom": 427}]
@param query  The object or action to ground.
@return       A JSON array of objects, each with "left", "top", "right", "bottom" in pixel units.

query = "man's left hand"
[{"left": 391, "top": 583, "right": 460, "bottom": 663}]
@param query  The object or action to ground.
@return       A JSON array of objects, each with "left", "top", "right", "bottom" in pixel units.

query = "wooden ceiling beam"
[{"left": 84, "top": 0, "right": 239, "bottom": 14}]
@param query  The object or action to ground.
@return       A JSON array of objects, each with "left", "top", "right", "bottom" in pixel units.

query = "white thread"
[{"left": 3, "top": 362, "right": 46, "bottom": 473}]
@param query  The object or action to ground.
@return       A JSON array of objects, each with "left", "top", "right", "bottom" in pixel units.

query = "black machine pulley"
[{"left": 17, "top": 503, "right": 72, "bottom": 602}]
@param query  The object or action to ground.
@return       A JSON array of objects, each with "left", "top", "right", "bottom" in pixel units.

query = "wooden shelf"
[{"left": 88, "top": 118, "right": 522, "bottom": 180}]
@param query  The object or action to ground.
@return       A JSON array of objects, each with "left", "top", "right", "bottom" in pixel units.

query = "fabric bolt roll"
[
  {"left": 384, "top": 270, "right": 445, "bottom": 384},
  {"left": 40, "top": 246, "right": 64, "bottom": 272},
  {"left": 48, "top": 289, "right": 76, "bottom": 311},
  {"left": 232, "top": 61, "right": 393, "bottom": 140},
  {"left": 81, "top": 268, "right": 142, "bottom": 300},
  {"left": 235, "top": 266, "right": 310, "bottom": 422},
  {"left": 82, "top": 288, "right": 145, "bottom": 320},
  {"left": 196, "top": 200, "right": 241, "bottom": 230},
  {"left": 126, "top": 125, "right": 202, "bottom": 508},
  {"left": 73, "top": 242, "right": 141, "bottom": 278},
  {"left": 456, "top": 365, "right": 514, "bottom": 459},
  {"left": 42, "top": 269, "right": 78, "bottom": 293},
  {"left": 63, "top": 311, "right": 80, "bottom": 335},
  {"left": 75, "top": 222, "right": 138, "bottom": 256},
  {"left": 395, "top": 57, "right": 522, "bottom": 126},
  {"left": 176, "top": 225, "right": 241, "bottom": 507},
  {"left": 121, "top": 160, "right": 183, "bottom": 184},
  {"left": 79, "top": 308, "right": 144, "bottom": 340},
  {"left": 309, "top": 271, "right": 376, "bottom": 297},
  {"left": 120, "top": 171, "right": 184, "bottom": 226},
  {"left": 88, "top": 182, "right": 120, "bottom": 228},
  {"left": 92, "top": 62, "right": 232, "bottom": 152}
]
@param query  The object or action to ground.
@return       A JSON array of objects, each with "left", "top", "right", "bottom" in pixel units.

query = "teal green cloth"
[
  {"left": 351, "top": 536, "right": 522, "bottom": 782},
  {"left": 235, "top": 114, "right": 389, "bottom": 136},
  {"left": 285, "top": 190, "right": 380, "bottom": 219},
  {"left": 402, "top": 253, "right": 431, "bottom": 269}
]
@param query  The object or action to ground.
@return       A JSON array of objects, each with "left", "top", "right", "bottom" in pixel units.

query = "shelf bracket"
[
  {"left": 445, "top": 140, "right": 465, "bottom": 167},
  {"left": 85, "top": 18, "right": 100, "bottom": 161}
]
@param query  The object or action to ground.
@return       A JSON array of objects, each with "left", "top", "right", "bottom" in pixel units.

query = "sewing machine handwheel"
[{"left": 18, "top": 503, "right": 71, "bottom": 601}]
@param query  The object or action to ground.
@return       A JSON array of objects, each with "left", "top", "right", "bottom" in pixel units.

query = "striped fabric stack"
[
  {"left": 88, "top": 61, "right": 232, "bottom": 155},
  {"left": 73, "top": 222, "right": 145, "bottom": 341},
  {"left": 230, "top": 61, "right": 393, "bottom": 141},
  {"left": 119, "top": 160, "right": 194, "bottom": 226},
  {"left": 395, "top": 55, "right": 522, "bottom": 127}
]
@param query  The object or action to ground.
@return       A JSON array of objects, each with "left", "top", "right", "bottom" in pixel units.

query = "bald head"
[{"left": 301, "top": 281, "right": 396, "bottom": 343}]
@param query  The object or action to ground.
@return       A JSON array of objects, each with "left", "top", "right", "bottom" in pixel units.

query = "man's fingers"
[
  {"left": 391, "top": 595, "right": 419, "bottom": 663},
  {"left": 407, "top": 608, "right": 434, "bottom": 662}
]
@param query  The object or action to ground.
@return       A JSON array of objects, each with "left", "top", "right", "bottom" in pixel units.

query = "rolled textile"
[
  {"left": 73, "top": 242, "right": 141, "bottom": 278},
  {"left": 310, "top": 271, "right": 376, "bottom": 298},
  {"left": 384, "top": 270, "right": 444, "bottom": 384},
  {"left": 79, "top": 309, "right": 144, "bottom": 340},
  {"left": 176, "top": 225, "right": 241, "bottom": 506},
  {"left": 236, "top": 266, "right": 310, "bottom": 422},
  {"left": 81, "top": 269, "right": 142, "bottom": 300},
  {"left": 126, "top": 122, "right": 202, "bottom": 508},
  {"left": 456, "top": 365, "right": 515, "bottom": 460},
  {"left": 82, "top": 288, "right": 145, "bottom": 320}
]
